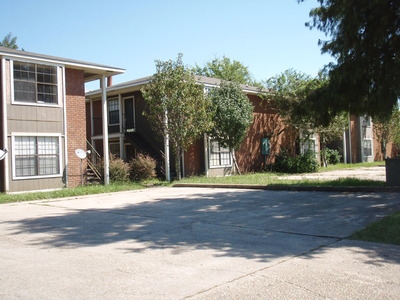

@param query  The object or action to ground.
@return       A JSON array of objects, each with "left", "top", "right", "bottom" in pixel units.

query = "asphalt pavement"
[{"left": 0, "top": 186, "right": 399, "bottom": 299}]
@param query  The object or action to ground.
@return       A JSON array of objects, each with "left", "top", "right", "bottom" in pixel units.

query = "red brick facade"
[{"left": 65, "top": 68, "right": 87, "bottom": 187}]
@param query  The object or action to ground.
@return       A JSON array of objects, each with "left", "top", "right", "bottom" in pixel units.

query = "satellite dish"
[
  {"left": 75, "top": 148, "right": 87, "bottom": 159},
  {"left": 0, "top": 149, "right": 7, "bottom": 161}
]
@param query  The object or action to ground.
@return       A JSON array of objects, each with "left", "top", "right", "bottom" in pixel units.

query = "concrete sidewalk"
[{"left": 0, "top": 187, "right": 399, "bottom": 299}]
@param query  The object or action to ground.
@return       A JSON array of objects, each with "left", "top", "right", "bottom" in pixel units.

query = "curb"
[{"left": 172, "top": 183, "right": 400, "bottom": 193}]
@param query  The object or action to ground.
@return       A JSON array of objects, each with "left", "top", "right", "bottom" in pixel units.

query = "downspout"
[
  {"left": 101, "top": 75, "right": 110, "bottom": 185},
  {"left": 1, "top": 58, "right": 9, "bottom": 192}
]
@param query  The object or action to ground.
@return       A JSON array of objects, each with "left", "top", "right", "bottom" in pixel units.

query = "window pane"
[
  {"left": 14, "top": 81, "right": 36, "bottom": 102},
  {"left": 39, "top": 156, "right": 59, "bottom": 175},
  {"left": 15, "top": 156, "right": 37, "bottom": 176}
]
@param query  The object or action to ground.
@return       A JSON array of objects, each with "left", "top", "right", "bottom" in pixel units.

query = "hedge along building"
[
  {"left": 0, "top": 46, "right": 124, "bottom": 193},
  {"left": 85, "top": 75, "right": 297, "bottom": 179}
]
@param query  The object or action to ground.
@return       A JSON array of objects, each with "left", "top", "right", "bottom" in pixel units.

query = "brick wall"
[{"left": 65, "top": 68, "right": 86, "bottom": 187}]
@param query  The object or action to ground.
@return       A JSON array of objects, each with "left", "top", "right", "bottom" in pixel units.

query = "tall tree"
[
  {"left": 300, "top": 0, "right": 400, "bottom": 123},
  {"left": 141, "top": 54, "right": 213, "bottom": 180},
  {"left": 264, "top": 69, "right": 348, "bottom": 166},
  {"left": 193, "top": 56, "right": 257, "bottom": 85},
  {"left": 207, "top": 80, "right": 254, "bottom": 174},
  {"left": 0, "top": 32, "right": 18, "bottom": 49}
]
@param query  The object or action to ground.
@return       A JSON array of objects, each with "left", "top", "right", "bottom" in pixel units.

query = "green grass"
[
  {"left": 0, "top": 179, "right": 169, "bottom": 205},
  {"left": 349, "top": 211, "right": 400, "bottom": 245},
  {"left": 0, "top": 162, "right": 386, "bottom": 204},
  {"left": 177, "top": 164, "right": 385, "bottom": 187}
]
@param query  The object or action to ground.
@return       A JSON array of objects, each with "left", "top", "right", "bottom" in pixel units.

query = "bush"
[
  {"left": 273, "top": 151, "right": 318, "bottom": 173},
  {"left": 130, "top": 154, "right": 157, "bottom": 181},
  {"left": 96, "top": 154, "right": 131, "bottom": 183},
  {"left": 109, "top": 155, "right": 131, "bottom": 182},
  {"left": 325, "top": 148, "right": 342, "bottom": 165}
]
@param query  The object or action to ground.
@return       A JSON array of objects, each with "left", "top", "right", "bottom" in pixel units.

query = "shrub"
[
  {"left": 109, "top": 154, "right": 131, "bottom": 182},
  {"left": 130, "top": 154, "right": 157, "bottom": 181},
  {"left": 325, "top": 148, "right": 342, "bottom": 165},
  {"left": 96, "top": 154, "right": 131, "bottom": 183},
  {"left": 273, "top": 150, "right": 318, "bottom": 173}
]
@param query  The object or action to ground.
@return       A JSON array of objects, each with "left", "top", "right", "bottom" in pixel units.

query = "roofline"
[
  {"left": 86, "top": 75, "right": 263, "bottom": 97},
  {"left": 0, "top": 46, "right": 125, "bottom": 82}
]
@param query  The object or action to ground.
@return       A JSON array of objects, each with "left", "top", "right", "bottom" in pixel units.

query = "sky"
[{"left": 1, "top": 0, "right": 333, "bottom": 89}]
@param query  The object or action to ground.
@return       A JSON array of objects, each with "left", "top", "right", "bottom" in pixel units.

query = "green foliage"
[
  {"left": 325, "top": 148, "right": 341, "bottom": 165},
  {"left": 193, "top": 55, "right": 257, "bottom": 85},
  {"left": 265, "top": 69, "right": 348, "bottom": 151},
  {"left": 109, "top": 155, "right": 131, "bottom": 183},
  {"left": 142, "top": 53, "right": 213, "bottom": 150},
  {"left": 264, "top": 69, "right": 327, "bottom": 127},
  {"left": 208, "top": 80, "right": 254, "bottom": 151},
  {"left": 273, "top": 150, "right": 319, "bottom": 174},
  {"left": 301, "top": 0, "right": 400, "bottom": 122},
  {"left": 141, "top": 53, "right": 213, "bottom": 179},
  {"left": 0, "top": 32, "right": 18, "bottom": 49},
  {"left": 130, "top": 154, "right": 157, "bottom": 181},
  {"left": 97, "top": 155, "right": 131, "bottom": 183},
  {"left": 373, "top": 108, "right": 400, "bottom": 157}
]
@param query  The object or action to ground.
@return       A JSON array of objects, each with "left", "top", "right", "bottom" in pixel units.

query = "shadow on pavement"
[{"left": 4, "top": 189, "right": 400, "bottom": 264}]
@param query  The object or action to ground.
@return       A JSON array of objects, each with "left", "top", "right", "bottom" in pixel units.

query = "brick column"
[{"left": 65, "top": 68, "right": 86, "bottom": 187}]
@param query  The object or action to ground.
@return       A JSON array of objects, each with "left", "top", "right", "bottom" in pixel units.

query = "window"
[
  {"left": 361, "top": 116, "right": 371, "bottom": 127},
  {"left": 209, "top": 140, "right": 231, "bottom": 167},
  {"left": 108, "top": 98, "right": 119, "bottom": 125},
  {"left": 302, "top": 138, "right": 316, "bottom": 154},
  {"left": 363, "top": 139, "right": 372, "bottom": 157},
  {"left": 14, "top": 136, "right": 60, "bottom": 177},
  {"left": 13, "top": 61, "right": 58, "bottom": 104}
]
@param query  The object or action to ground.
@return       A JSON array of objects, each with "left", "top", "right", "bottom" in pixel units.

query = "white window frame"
[
  {"left": 10, "top": 59, "right": 62, "bottom": 107},
  {"left": 209, "top": 139, "right": 232, "bottom": 168},
  {"left": 11, "top": 133, "right": 63, "bottom": 180},
  {"left": 362, "top": 138, "right": 373, "bottom": 157}
]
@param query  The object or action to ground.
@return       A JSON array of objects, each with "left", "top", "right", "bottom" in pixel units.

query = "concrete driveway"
[{"left": 1, "top": 187, "right": 400, "bottom": 299}]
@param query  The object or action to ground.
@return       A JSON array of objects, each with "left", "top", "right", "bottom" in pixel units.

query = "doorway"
[{"left": 124, "top": 97, "right": 135, "bottom": 132}]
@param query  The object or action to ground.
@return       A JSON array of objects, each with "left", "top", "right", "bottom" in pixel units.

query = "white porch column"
[
  {"left": 1, "top": 58, "right": 9, "bottom": 192},
  {"left": 204, "top": 133, "right": 209, "bottom": 177},
  {"left": 163, "top": 110, "right": 170, "bottom": 182},
  {"left": 101, "top": 76, "right": 110, "bottom": 185}
]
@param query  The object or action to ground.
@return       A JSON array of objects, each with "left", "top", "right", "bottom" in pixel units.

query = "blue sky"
[{"left": 1, "top": 0, "right": 333, "bottom": 88}]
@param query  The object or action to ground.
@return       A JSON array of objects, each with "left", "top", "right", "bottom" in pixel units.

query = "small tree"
[
  {"left": 142, "top": 54, "right": 213, "bottom": 180},
  {"left": 207, "top": 81, "right": 254, "bottom": 174},
  {"left": 0, "top": 33, "right": 18, "bottom": 49}
]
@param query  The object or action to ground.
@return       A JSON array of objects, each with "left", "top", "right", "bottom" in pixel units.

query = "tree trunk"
[
  {"left": 175, "top": 144, "right": 182, "bottom": 180},
  {"left": 232, "top": 149, "right": 241, "bottom": 175}
]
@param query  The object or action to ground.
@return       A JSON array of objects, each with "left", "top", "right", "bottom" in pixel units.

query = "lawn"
[
  {"left": 349, "top": 211, "right": 400, "bottom": 245},
  {"left": 177, "top": 161, "right": 385, "bottom": 187}
]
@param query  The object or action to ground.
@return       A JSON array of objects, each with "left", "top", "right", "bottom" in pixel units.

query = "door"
[{"left": 124, "top": 97, "right": 135, "bottom": 132}]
